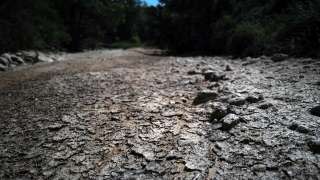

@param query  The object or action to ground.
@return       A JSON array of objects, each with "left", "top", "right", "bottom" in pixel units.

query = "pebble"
[
  {"left": 210, "top": 105, "right": 229, "bottom": 121},
  {"left": 288, "top": 122, "right": 311, "bottom": 134},
  {"left": 202, "top": 71, "right": 226, "bottom": 82},
  {"left": 246, "top": 94, "right": 263, "bottom": 103},
  {"left": 229, "top": 97, "right": 246, "bottom": 106},
  {"left": 258, "top": 102, "right": 273, "bottom": 109},
  {"left": 220, "top": 114, "right": 240, "bottom": 131}
]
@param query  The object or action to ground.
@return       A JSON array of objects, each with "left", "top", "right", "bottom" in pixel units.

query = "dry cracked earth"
[{"left": 0, "top": 49, "right": 320, "bottom": 179}]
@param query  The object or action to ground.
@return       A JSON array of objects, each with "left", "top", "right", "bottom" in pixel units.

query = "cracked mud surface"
[{"left": 0, "top": 49, "right": 320, "bottom": 179}]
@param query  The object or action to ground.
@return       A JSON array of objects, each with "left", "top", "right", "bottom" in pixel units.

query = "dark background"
[{"left": 0, "top": 0, "right": 319, "bottom": 57}]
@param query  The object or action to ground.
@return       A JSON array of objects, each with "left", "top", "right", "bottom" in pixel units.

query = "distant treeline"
[
  {"left": 1, "top": 0, "right": 320, "bottom": 57},
  {"left": 0, "top": 0, "right": 156, "bottom": 53},
  {"left": 159, "top": 0, "right": 320, "bottom": 57}
]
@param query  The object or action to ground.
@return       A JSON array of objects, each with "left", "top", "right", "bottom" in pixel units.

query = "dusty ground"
[{"left": 0, "top": 49, "right": 319, "bottom": 179}]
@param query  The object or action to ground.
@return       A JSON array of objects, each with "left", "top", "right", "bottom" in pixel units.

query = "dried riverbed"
[{"left": 0, "top": 49, "right": 319, "bottom": 179}]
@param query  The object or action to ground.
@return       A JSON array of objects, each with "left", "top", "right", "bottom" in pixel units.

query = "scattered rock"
[
  {"left": 271, "top": 53, "right": 289, "bottom": 62},
  {"left": 166, "top": 151, "right": 184, "bottom": 160},
  {"left": 10, "top": 55, "right": 24, "bottom": 64},
  {"left": 258, "top": 102, "right": 273, "bottom": 110},
  {"left": 193, "top": 90, "right": 218, "bottom": 105},
  {"left": 48, "top": 123, "right": 65, "bottom": 131},
  {"left": 162, "top": 110, "right": 183, "bottom": 117},
  {"left": 252, "top": 164, "right": 267, "bottom": 172},
  {"left": 209, "top": 130, "right": 231, "bottom": 141},
  {"left": 310, "top": 106, "right": 320, "bottom": 117},
  {"left": 246, "top": 94, "right": 263, "bottom": 103},
  {"left": 184, "top": 158, "right": 209, "bottom": 171},
  {"left": 0, "top": 57, "right": 9, "bottom": 66},
  {"left": 220, "top": 114, "right": 240, "bottom": 131},
  {"left": 146, "top": 162, "right": 166, "bottom": 174},
  {"left": 210, "top": 104, "right": 229, "bottom": 121},
  {"left": 187, "top": 70, "right": 201, "bottom": 75},
  {"left": 2, "top": 53, "right": 12, "bottom": 62},
  {"left": 228, "top": 97, "right": 246, "bottom": 106},
  {"left": 308, "top": 139, "right": 320, "bottom": 154},
  {"left": 132, "top": 146, "right": 155, "bottom": 161},
  {"left": 225, "top": 65, "right": 232, "bottom": 71},
  {"left": 0, "top": 64, "right": 7, "bottom": 71},
  {"left": 38, "top": 54, "right": 55, "bottom": 63},
  {"left": 288, "top": 122, "right": 311, "bottom": 134},
  {"left": 202, "top": 71, "right": 226, "bottom": 82}
]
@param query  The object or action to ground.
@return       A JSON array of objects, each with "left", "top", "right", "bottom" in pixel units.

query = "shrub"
[{"left": 227, "top": 23, "right": 267, "bottom": 57}]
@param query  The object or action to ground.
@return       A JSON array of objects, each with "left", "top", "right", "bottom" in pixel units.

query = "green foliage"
[
  {"left": 159, "top": 0, "right": 320, "bottom": 57},
  {"left": 0, "top": 0, "right": 146, "bottom": 53},
  {"left": 227, "top": 23, "right": 267, "bottom": 57}
]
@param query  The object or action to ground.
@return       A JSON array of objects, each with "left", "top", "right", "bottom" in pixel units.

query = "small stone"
[
  {"left": 166, "top": 151, "right": 183, "bottom": 160},
  {"left": 308, "top": 139, "right": 320, "bottom": 154},
  {"left": 132, "top": 146, "right": 155, "bottom": 161},
  {"left": 0, "top": 56, "right": 9, "bottom": 66},
  {"left": 73, "top": 155, "right": 86, "bottom": 164},
  {"left": 162, "top": 110, "right": 183, "bottom": 117},
  {"left": 210, "top": 105, "right": 229, "bottom": 121},
  {"left": 271, "top": 53, "right": 289, "bottom": 62},
  {"left": 220, "top": 114, "right": 240, "bottom": 131},
  {"left": 225, "top": 65, "right": 232, "bottom": 71},
  {"left": 246, "top": 94, "right": 263, "bottom": 103},
  {"left": 310, "top": 106, "right": 320, "bottom": 117},
  {"left": 0, "top": 64, "right": 7, "bottom": 71},
  {"left": 193, "top": 90, "right": 218, "bottom": 105},
  {"left": 187, "top": 70, "right": 201, "bottom": 75},
  {"left": 185, "top": 158, "right": 209, "bottom": 171},
  {"left": 288, "top": 122, "right": 310, "bottom": 134},
  {"left": 2, "top": 53, "right": 12, "bottom": 63},
  {"left": 146, "top": 161, "right": 165, "bottom": 174},
  {"left": 48, "top": 123, "right": 64, "bottom": 131},
  {"left": 202, "top": 71, "right": 226, "bottom": 82},
  {"left": 229, "top": 97, "right": 246, "bottom": 106},
  {"left": 10, "top": 55, "right": 24, "bottom": 65},
  {"left": 258, "top": 102, "right": 273, "bottom": 110},
  {"left": 252, "top": 164, "right": 267, "bottom": 172}
]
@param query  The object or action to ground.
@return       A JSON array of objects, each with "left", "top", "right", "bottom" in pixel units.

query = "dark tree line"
[
  {"left": 1, "top": 0, "right": 320, "bottom": 57},
  {"left": 0, "top": 0, "right": 150, "bottom": 53},
  {"left": 158, "top": 0, "right": 320, "bottom": 57}
]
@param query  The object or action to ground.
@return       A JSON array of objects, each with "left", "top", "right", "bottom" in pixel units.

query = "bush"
[{"left": 227, "top": 23, "right": 267, "bottom": 57}]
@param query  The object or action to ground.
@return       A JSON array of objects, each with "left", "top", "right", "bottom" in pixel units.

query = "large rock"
[
  {"left": 202, "top": 71, "right": 227, "bottom": 82},
  {"left": 308, "top": 139, "right": 320, "bottom": 154},
  {"left": 0, "top": 64, "right": 7, "bottom": 71},
  {"left": 310, "top": 106, "right": 320, "bottom": 117},
  {"left": 38, "top": 54, "right": 55, "bottom": 63},
  {"left": 210, "top": 104, "right": 229, "bottom": 121},
  {"left": 10, "top": 55, "right": 24, "bottom": 65},
  {"left": 246, "top": 94, "right": 264, "bottom": 103},
  {"left": 193, "top": 90, "right": 218, "bottom": 105},
  {"left": 2, "top": 53, "right": 12, "bottom": 63},
  {"left": 0, "top": 57, "right": 9, "bottom": 66},
  {"left": 288, "top": 122, "right": 311, "bottom": 134}
]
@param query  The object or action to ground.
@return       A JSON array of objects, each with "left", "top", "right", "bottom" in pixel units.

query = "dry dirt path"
[{"left": 0, "top": 49, "right": 320, "bottom": 179}]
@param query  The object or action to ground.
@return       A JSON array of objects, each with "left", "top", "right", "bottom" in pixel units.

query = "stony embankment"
[{"left": 0, "top": 49, "right": 319, "bottom": 179}]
